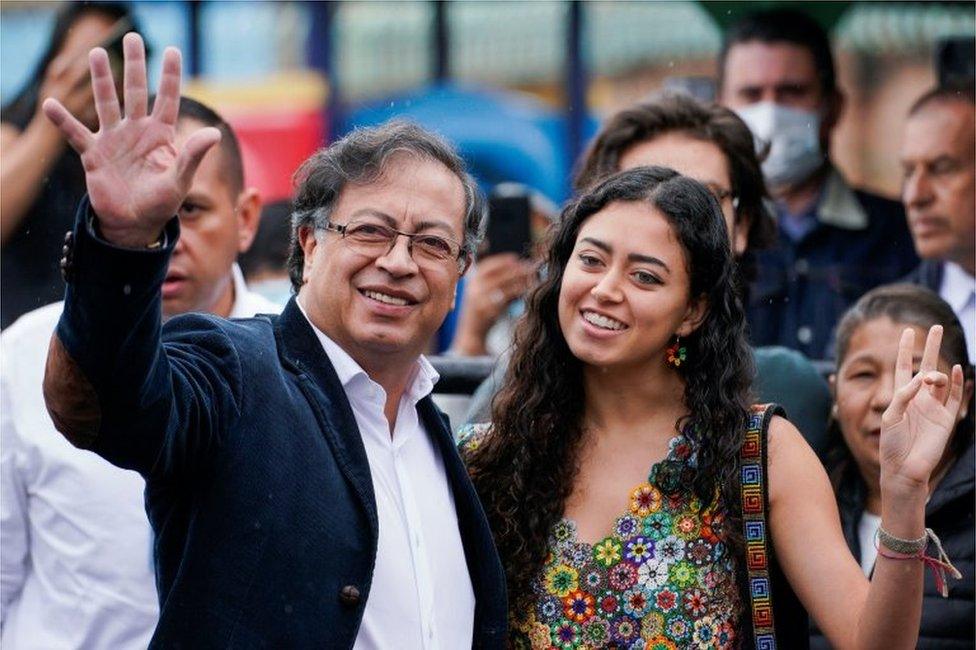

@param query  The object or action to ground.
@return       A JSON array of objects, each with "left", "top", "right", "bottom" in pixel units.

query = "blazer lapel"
[
  {"left": 418, "top": 398, "right": 508, "bottom": 637},
  {"left": 273, "top": 299, "right": 378, "bottom": 536}
]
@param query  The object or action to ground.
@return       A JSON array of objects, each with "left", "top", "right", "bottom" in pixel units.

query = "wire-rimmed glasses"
[{"left": 323, "top": 219, "right": 470, "bottom": 273}]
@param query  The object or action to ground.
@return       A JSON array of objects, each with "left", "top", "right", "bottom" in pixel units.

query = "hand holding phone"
[{"left": 484, "top": 192, "right": 533, "bottom": 258}]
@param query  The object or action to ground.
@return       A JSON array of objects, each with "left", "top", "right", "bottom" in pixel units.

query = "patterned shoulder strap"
[{"left": 740, "top": 403, "right": 779, "bottom": 650}]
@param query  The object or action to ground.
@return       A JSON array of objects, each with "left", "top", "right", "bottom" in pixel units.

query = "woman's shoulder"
[
  {"left": 745, "top": 403, "right": 805, "bottom": 454},
  {"left": 456, "top": 422, "right": 494, "bottom": 457}
]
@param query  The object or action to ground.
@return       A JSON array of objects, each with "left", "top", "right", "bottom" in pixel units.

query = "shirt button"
[
  {"left": 795, "top": 258, "right": 809, "bottom": 275},
  {"left": 797, "top": 326, "right": 813, "bottom": 344}
]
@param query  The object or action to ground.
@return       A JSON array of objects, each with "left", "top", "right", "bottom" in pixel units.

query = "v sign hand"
[
  {"left": 41, "top": 33, "right": 221, "bottom": 248},
  {"left": 880, "top": 325, "right": 966, "bottom": 495}
]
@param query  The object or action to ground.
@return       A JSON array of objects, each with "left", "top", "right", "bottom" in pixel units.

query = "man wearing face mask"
[{"left": 719, "top": 8, "right": 918, "bottom": 360}]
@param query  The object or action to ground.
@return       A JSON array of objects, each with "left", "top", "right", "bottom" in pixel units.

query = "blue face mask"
[
  {"left": 735, "top": 102, "right": 825, "bottom": 188},
  {"left": 248, "top": 277, "right": 293, "bottom": 308}
]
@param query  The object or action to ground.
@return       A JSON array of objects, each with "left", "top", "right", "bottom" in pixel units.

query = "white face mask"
[{"left": 735, "top": 102, "right": 825, "bottom": 188}]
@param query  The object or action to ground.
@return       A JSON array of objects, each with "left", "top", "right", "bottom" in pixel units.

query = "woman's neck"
[{"left": 581, "top": 360, "right": 686, "bottom": 443}]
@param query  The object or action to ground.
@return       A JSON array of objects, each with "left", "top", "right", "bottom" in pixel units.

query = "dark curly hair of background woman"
[{"left": 463, "top": 166, "right": 757, "bottom": 611}]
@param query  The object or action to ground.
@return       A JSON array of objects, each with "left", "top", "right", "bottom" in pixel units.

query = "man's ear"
[
  {"left": 676, "top": 294, "right": 708, "bottom": 338},
  {"left": 821, "top": 89, "right": 845, "bottom": 143},
  {"left": 298, "top": 226, "right": 319, "bottom": 285},
  {"left": 828, "top": 373, "right": 837, "bottom": 398},
  {"left": 235, "top": 187, "right": 262, "bottom": 254}
]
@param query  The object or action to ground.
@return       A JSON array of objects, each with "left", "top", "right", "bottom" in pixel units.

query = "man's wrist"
[{"left": 89, "top": 214, "right": 167, "bottom": 250}]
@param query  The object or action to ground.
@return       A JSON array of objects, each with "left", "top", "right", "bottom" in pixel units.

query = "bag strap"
[{"left": 740, "top": 403, "right": 780, "bottom": 650}]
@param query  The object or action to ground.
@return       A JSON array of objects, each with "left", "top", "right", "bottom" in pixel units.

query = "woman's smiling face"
[{"left": 557, "top": 200, "right": 704, "bottom": 373}]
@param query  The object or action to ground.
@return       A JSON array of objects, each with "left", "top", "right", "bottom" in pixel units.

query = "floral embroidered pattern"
[{"left": 510, "top": 432, "right": 740, "bottom": 649}]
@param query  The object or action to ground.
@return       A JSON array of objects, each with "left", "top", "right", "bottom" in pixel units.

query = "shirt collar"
[
  {"left": 294, "top": 299, "right": 439, "bottom": 403},
  {"left": 817, "top": 167, "right": 869, "bottom": 230},
  {"left": 940, "top": 261, "right": 976, "bottom": 314},
  {"left": 228, "top": 263, "right": 280, "bottom": 318}
]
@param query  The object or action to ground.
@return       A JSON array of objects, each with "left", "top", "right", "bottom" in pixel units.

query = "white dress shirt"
[
  {"left": 0, "top": 266, "right": 278, "bottom": 649},
  {"left": 298, "top": 303, "right": 475, "bottom": 650},
  {"left": 939, "top": 261, "right": 976, "bottom": 361}
]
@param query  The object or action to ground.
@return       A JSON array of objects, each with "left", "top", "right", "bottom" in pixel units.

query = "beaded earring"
[{"left": 665, "top": 335, "right": 687, "bottom": 369}]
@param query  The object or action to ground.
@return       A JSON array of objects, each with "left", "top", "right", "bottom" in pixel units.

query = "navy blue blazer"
[{"left": 52, "top": 200, "right": 507, "bottom": 648}]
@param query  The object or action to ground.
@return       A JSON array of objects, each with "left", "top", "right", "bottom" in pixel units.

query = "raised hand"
[
  {"left": 41, "top": 33, "right": 221, "bottom": 248},
  {"left": 38, "top": 50, "right": 97, "bottom": 128},
  {"left": 451, "top": 253, "right": 535, "bottom": 355},
  {"left": 880, "top": 325, "right": 966, "bottom": 491}
]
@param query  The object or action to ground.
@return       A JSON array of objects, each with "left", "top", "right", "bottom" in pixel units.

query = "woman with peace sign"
[{"left": 461, "top": 166, "right": 966, "bottom": 649}]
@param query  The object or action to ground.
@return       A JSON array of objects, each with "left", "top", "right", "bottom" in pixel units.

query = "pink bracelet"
[{"left": 875, "top": 527, "right": 962, "bottom": 598}]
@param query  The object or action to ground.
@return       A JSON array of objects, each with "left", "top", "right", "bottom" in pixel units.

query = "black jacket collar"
[{"left": 273, "top": 298, "right": 379, "bottom": 537}]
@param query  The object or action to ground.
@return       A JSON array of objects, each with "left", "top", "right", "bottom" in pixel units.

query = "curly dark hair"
[{"left": 465, "top": 166, "right": 755, "bottom": 605}]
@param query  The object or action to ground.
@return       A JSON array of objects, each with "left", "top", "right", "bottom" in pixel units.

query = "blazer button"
[{"left": 339, "top": 585, "right": 361, "bottom": 606}]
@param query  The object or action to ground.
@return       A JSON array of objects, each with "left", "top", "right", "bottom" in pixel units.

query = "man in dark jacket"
[
  {"left": 901, "top": 84, "right": 976, "bottom": 361},
  {"left": 40, "top": 34, "right": 507, "bottom": 648},
  {"left": 718, "top": 9, "right": 918, "bottom": 359}
]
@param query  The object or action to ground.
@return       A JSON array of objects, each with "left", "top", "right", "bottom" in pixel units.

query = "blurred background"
[{"left": 3, "top": 0, "right": 973, "bottom": 206}]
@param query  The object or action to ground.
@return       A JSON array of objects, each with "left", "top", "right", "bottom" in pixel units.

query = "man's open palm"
[{"left": 42, "top": 33, "right": 220, "bottom": 248}]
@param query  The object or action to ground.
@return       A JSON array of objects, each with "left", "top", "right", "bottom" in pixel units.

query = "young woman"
[
  {"left": 811, "top": 284, "right": 974, "bottom": 648},
  {"left": 462, "top": 166, "right": 965, "bottom": 649}
]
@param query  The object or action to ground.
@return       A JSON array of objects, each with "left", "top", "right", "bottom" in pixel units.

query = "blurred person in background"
[
  {"left": 467, "top": 95, "right": 833, "bottom": 458},
  {"left": 0, "top": 96, "right": 275, "bottom": 649},
  {"left": 813, "top": 284, "right": 974, "bottom": 648},
  {"left": 239, "top": 199, "right": 295, "bottom": 308},
  {"left": 900, "top": 84, "right": 975, "bottom": 360},
  {"left": 718, "top": 8, "right": 918, "bottom": 360},
  {"left": 449, "top": 183, "right": 553, "bottom": 358},
  {"left": 0, "top": 1, "right": 139, "bottom": 329}
]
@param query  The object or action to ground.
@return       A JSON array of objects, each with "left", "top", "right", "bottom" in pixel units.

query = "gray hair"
[
  {"left": 834, "top": 283, "right": 972, "bottom": 373},
  {"left": 287, "top": 120, "right": 486, "bottom": 291}
]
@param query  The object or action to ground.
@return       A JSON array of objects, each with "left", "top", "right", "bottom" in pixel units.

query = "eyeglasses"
[{"left": 322, "top": 219, "right": 470, "bottom": 273}]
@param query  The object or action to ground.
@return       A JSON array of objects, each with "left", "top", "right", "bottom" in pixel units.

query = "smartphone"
[{"left": 485, "top": 193, "right": 532, "bottom": 258}]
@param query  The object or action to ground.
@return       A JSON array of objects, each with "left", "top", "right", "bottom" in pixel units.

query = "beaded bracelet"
[
  {"left": 877, "top": 526, "right": 927, "bottom": 554},
  {"left": 875, "top": 526, "right": 962, "bottom": 598}
]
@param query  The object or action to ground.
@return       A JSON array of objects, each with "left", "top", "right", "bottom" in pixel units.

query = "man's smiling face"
[{"left": 298, "top": 153, "right": 467, "bottom": 368}]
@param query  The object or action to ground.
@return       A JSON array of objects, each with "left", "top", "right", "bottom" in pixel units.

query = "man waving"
[{"left": 41, "top": 34, "right": 505, "bottom": 648}]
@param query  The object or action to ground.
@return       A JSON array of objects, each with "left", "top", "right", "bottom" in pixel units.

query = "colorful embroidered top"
[{"left": 459, "top": 425, "right": 741, "bottom": 650}]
